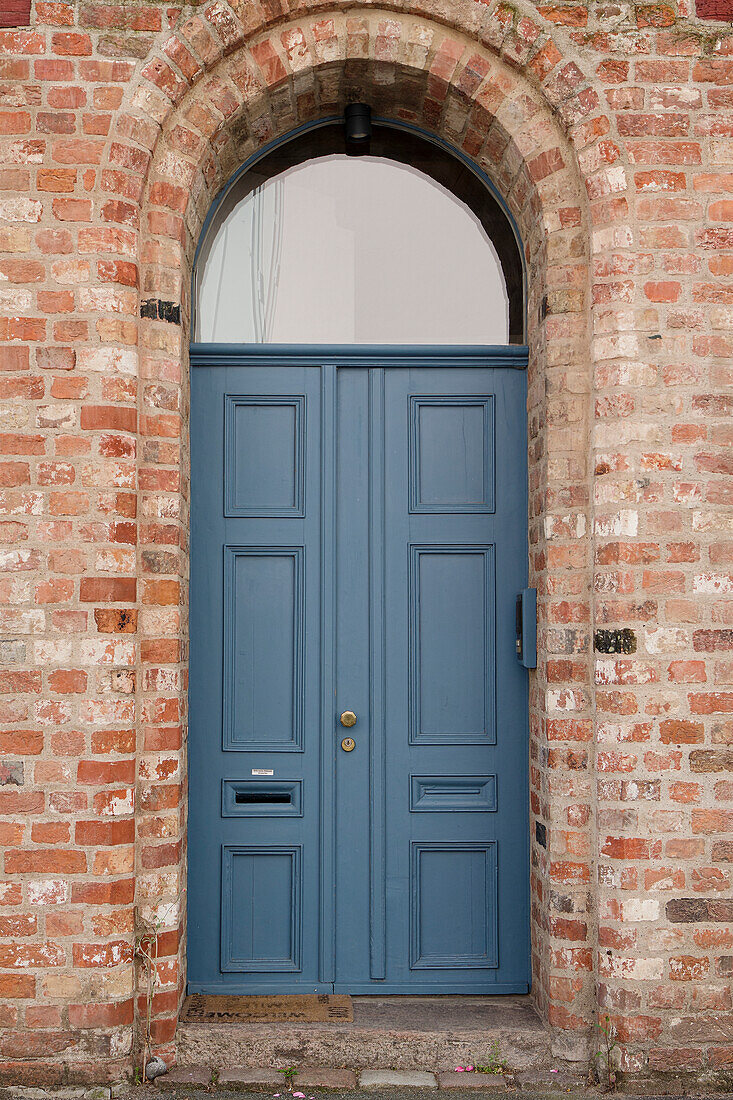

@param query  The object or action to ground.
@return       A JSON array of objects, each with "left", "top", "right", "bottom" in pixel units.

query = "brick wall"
[{"left": 0, "top": 0, "right": 732, "bottom": 1086}]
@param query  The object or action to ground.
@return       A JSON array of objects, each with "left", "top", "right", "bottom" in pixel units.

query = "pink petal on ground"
[{"left": 455, "top": 1067, "right": 465, "bottom": 1072}]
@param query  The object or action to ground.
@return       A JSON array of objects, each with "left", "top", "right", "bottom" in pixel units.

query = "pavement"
[
  {"left": 143, "top": 1066, "right": 733, "bottom": 1099},
  {"left": 141, "top": 1089, "right": 733, "bottom": 1100}
]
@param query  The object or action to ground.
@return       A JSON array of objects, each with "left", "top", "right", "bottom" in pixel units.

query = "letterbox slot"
[{"left": 235, "top": 790, "right": 291, "bottom": 804}]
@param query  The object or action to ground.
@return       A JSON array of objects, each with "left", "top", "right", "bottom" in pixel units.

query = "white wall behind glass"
[{"left": 195, "top": 155, "right": 510, "bottom": 345}]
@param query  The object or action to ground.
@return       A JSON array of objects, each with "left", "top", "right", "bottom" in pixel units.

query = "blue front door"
[{"left": 188, "top": 350, "right": 530, "bottom": 994}]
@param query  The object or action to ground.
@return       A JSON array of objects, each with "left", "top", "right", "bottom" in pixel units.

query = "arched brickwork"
[{"left": 127, "top": 3, "right": 603, "bottom": 1068}]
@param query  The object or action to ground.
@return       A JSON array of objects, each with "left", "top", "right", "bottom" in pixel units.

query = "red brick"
[
  {"left": 142, "top": 579, "right": 179, "bottom": 605},
  {"left": 0, "top": 975, "right": 35, "bottom": 999},
  {"left": 30, "top": 822, "right": 70, "bottom": 845},
  {"left": 48, "top": 669, "right": 87, "bottom": 693},
  {"left": 0, "top": 915, "right": 36, "bottom": 937},
  {"left": 4, "top": 850, "right": 86, "bottom": 874},
  {"left": 79, "top": 577, "right": 136, "bottom": 602},
  {"left": 77, "top": 759, "right": 135, "bottom": 785},
  {"left": 80, "top": 406, "right": 136, "bottom": 432},
  {"left": 0, "top": 730, "right": 43, "bottom": 754},
  {"left": 0, "top": 462, "right": 29, "bottom": 486},
  {"left": 660, "top": 719, "right": 705, "bottom": 744},
  {"left": 0, "top": 671, "right": 40, "bottom": 692},
  {"left": 72, "top": 940, "right": 132, "bottom": 967},
  {"left": 601, "top": 836, "right": 661, "bottom": 859},
  {"left": 75, "top": 819, "right": 134, "bottom": 846},
  {"left": 70, "top": 879, "right": 134, "bottom": 905},
  {"left": 690, "top": 693, "right": 733, "bottom": 714},
  {"left": 68, "top": 1000, "right": 133, "bottom": 1028}
]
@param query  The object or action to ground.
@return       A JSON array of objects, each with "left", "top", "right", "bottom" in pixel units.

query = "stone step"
[
  {"left": 177, "top": 997, "right": 551, "bottom": 1072},
  {"left": 177, "top": 1024, "right": 551, "bottom": 1072}
]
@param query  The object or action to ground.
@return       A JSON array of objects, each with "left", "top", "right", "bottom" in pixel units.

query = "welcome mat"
[{"left": 181, "top": 994, "right": 353, "bottom": 1024}]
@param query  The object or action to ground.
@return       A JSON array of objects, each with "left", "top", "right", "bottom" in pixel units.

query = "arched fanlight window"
[{"left": 194, "top": 127, "right": 525, "bottom": 346}]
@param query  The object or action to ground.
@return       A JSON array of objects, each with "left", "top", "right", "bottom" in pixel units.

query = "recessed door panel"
[
  {"left": 410, "top": 546, "right": 495, "bottom": 744},
  {"left": 410, "top": 775, "right": 497, "bottom": 812},
  {"left": 410, "top": 397, "right": 494, "bottom": 513},
  {"left": 221, "top": 846, "right": 302, "bottom": 972},
  {"left": 223, "top": 547, "right": 304, "bottom": 751},
  {"left": 411, "top": 843, "right": 498, "bottom": 968},
  {"left": 225, "top": 396, "right": 305, "bottom": 516}
]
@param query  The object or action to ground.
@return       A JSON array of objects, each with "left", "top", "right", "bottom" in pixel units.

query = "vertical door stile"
[
  {"left": 368, "top": 368, "right": 387, "bottom": 980},
  {"left": 319, "top": 364, "right": 337, "bottom": 986}
]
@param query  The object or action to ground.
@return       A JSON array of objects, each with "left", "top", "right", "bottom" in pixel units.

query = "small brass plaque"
[{"left": 341, "top": 737, "right": 356, "bottom": 752}]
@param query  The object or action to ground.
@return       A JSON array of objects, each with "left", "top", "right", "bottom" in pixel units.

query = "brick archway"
[{"left": 128, "top": 6, "right": 602, "bottom": 1067}]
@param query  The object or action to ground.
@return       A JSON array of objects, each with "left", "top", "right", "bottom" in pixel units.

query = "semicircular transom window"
[{"left": 195, "top": 155, "right": 512, "bottom": 345}]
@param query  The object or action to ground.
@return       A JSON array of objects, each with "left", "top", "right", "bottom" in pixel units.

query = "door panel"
[
  {"left": 411, "top": 842, "right": 498, "bottom": 969},
  {"left": 224, "top": 546, "right": 304, "bottom": 751},
  {"left": 221, "top": 845, "right": 301, "bottom": 972},
  {"left": 189, "top": 356, "right": 529, "bottom": 994},
  {"left": 410, "top": 396, "right": 494, "bottom": 513},
  {"left": 410, "top": 545, "right": 494, "bottom": 744}
]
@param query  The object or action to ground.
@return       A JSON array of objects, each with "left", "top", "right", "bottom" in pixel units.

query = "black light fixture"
[{"left": 344, "top": 103, "right": 371, "bottom": 156}]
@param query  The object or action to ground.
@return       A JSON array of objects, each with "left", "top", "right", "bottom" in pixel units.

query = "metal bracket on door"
[{"left": 515, "top": 588, "right": 537, "bottom": 669}]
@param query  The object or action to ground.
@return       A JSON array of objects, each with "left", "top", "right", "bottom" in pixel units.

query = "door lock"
[{"left": 341, "top": 737, "right": 356, "bottom": 752}]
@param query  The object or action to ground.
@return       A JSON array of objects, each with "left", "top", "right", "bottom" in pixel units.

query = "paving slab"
[
  {"left": 154, "top": 1066, "right": 211, "bottom": 1089},
  {"left": 297, "top": 1069, "right": 359, "bottom": 1090},
  {"left": 360, "top": 1071, "right": 437, "bottom": 1089},
  {"left": 218, "top": 1069, "right": 282, "bottom": 1089},
  {"left": 512, "top": 1069, "right": 587, "bottom": 1091},
  {"left": 437, "top": 1072, "right": 507, "bottom": 1089}
]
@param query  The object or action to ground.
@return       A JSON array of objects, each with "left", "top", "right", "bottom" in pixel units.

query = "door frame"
[
  {"left": 188, "top": 343, "right": 531, "bottom": 994},
  {"left": 190, "top": 345, "right": 529, "bottom": 367}
]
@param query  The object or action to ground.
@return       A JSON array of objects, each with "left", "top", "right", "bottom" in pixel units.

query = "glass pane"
[{"left": 195, "top": 156, "right": 509, "bottom": 345}]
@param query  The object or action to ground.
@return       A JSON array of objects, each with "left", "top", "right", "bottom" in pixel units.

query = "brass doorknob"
[{"left": 340, "top": 710, "right": 357, "bottom": 727}]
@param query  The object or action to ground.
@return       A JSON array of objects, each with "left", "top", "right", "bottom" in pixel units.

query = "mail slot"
[
  {"left": 221, "top": 779, "right": 303, "bottom": 817},
  {"left": 235, "top": 790, "right": 291, "bottom": 804}
]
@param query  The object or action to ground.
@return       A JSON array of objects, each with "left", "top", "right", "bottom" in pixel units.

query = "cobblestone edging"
[{"left": 153, "top": 1066, "right": 584, "bottom": 1091}]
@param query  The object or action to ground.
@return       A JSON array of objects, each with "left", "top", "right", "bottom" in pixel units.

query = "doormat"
[{"left": 181, "top": 994, "right": 353, "bottom": 1024}]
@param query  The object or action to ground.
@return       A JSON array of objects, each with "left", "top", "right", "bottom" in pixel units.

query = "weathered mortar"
[{"left": 0, "top": 0, "right": 731, "bottom": 1086}]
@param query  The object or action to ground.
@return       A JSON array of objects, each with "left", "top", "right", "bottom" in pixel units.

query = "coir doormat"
[{"left": 181, "top": 994, "right": 353, "bottom": 1023}]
